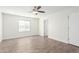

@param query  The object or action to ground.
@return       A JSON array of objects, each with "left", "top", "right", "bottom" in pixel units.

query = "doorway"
[{"left": 44, "top": 19, "right": 48, "bottom": 37}]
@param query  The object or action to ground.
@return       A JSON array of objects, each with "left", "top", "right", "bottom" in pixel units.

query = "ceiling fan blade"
[
  {"left": 37, "top": 6, "right": 41, "bottom": 10},
  {"left": 38, "top": 11, "right": 45, "bottom": 13}
]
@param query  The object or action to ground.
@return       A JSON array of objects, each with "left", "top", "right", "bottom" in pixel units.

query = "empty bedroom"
[{"left": 0, "top": 6, "right": 79, "bottom": 53}]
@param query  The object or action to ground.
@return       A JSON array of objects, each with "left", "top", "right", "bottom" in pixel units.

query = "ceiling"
[
  {"left": 0, "top": 6, "right": 78, "bottom": 18},
  {"left": 0, "top": 6, "right": 74, "bottom": 14}
]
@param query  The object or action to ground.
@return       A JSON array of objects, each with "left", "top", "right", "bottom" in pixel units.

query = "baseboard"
[
  {"left": 48, "top": 36, "right": 68, "bottom": 44},
  {"left": 3, "top": 35, "right": 40, "bottom": 40}
]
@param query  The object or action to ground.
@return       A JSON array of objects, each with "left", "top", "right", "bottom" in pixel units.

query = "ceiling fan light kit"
[{"left": 33, "top": 11, "right": 38, "bottom": 15}]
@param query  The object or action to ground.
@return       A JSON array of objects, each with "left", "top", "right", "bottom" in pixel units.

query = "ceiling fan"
[{"left": 32, "top": 6, "right": 45, "bottom": 15}]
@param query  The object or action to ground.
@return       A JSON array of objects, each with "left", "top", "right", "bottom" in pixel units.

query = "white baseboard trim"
[
  {"left": 48, "top": 36, "right": 68, "bottom": 44},
  {"left": 3, "top": 35, "right": 40, "bottom": 40}
]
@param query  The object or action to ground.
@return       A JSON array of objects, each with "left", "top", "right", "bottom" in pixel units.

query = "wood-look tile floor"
[{"left": 0, "top": 35, "right": 79, "bottom": 53}]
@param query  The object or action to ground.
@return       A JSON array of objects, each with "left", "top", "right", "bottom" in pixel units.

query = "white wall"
[
  {"left": 3, "top": 13, "right": 39, "bottom": 39},
  {"left": 0, "top": 7, "right": 40, "bottom": 40},
  {"left": 0, "top": 12, "right": 2, "bottom": 41},
  {"left": 48, "top": 14, "right": 68, "bottom": 43},
  {"left": 69, "top": 12, "right": 79, "bottom": 46},
  {"left": 39, "top": 18, "right": 44, "bottom": 36},
  {"left": 48, "top": 7, "right": 79, "bottom": 43}
]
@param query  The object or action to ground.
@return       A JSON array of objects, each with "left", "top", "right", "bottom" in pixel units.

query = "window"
[{"left": 19, "top": 20, "right": 30, "bottom": 32}]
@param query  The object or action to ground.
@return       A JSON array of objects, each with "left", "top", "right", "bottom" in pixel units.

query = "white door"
[{"left": 69, "top": 13, "right": 79, "bottom": 46}]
